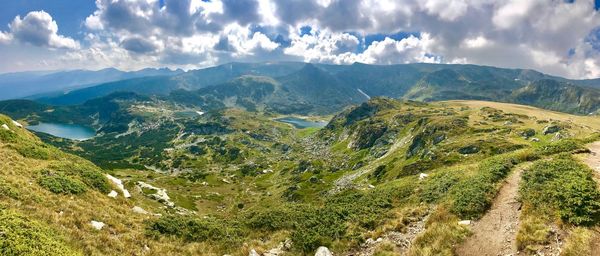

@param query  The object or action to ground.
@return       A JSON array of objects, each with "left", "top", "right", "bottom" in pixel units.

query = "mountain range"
[
  {"left": 1, "top": 62, "right": 594, "bottom": 116},
  {"left": 0, "top": 67, "right": 183, "bottom": 100}
]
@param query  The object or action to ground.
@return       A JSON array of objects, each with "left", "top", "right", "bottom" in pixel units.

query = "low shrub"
[
  {"left": 520, "top": 156, "right": 600, "bottom": 225},
  {"left": 536, "top": 139, "right": 583, "bottom": 156},
  {"left": 47, "top": 162, "right": 110, "bottom": 193},
  {"left": 147, "top": 215, "right": 244, "bottom": 245},
  {"left": 0, "top": 209, "right": 80, "bottom": 255},
  {"left": 449, "top": 155, "right": 517, "bottom": 219},
  {"left": 37, "top": 171, "right": 87, "bottom": 195},
  {"left": 419, "top": 171, "right": 459, "bottom": 203}
]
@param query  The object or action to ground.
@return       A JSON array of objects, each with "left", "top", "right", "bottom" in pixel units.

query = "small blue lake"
[
  {"left": 275, "top": 117, "right": 328, "bottom": 129},
  {"left": 27, "top": 122, "right": 96, "bottom": 141}
]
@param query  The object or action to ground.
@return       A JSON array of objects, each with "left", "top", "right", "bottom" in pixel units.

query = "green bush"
[
  {"left": 450, "top": 177, "right": 493, "bottom": 219},
  {"left": 449, "top": 155, "right": 517, "bottom": 219},
  {"left": 520, "top": 157, "right": 600, "bottom": 225},
  {"left": 536, "top": 139, "right": 583, "bottom": 156},
  {"left": 147, "top": 215, "right": 244, "bottom": 245},
  {"left": 0, "top": 210, "right": 80, "bottom": 255},
  {"left": 37, "top": 171, "right": 87, "bottom": 195},
  {"left": 420, "top": 171, "right": 459, "bottom": 203},
  {"left": 0, "top": 179, "right": 20, "bottom": 199},
  {"left": 244, "top": 205, "right": 296, "bottom": 231},
  {"left": 47, "top": 162, "right": 110, "bottom": 193},
  {"left": 11, "top": 142, "right": 58, "bottom": 160},
  {"left": 291, "top": 205, "right": 348, "bottom": 252}
]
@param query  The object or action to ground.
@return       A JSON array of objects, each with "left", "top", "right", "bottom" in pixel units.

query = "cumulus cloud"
[
  {"left": 3, "top": 0, "right": 600, "bottom": 79},
  {"left": 0, "top": 11, "right": 79, "bottom": 49}
]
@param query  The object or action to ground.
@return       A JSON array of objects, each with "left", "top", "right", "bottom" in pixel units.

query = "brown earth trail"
[
  {"left": 581, "top": 141, "right": 600, "bottom": 256},
  {"left": 455, "top": 165, "right": 526, "bottom": 256}
]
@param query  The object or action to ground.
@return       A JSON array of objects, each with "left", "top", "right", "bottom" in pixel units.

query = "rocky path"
[
  {"left": 581, "top": 141, "right": 600, "bottom": 256},
  {"left": 582, "top": 141, "right": 600, "bottom": 178},
  {"left": 456, "top": 165, "right": 526, "bottom": 256}
]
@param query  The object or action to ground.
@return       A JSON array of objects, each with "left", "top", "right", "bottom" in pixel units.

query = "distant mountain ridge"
[
  {"left": 5, "top": 61, "right": 600, "bottom": 115},
  {"left": 0, "top": 67, "right": 183, "bottom": 100}
]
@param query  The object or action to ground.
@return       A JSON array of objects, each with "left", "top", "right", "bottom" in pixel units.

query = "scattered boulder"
[
  {"left": 519, "top": 128, "right": 536, "bottom": 138},
  {"left": 530, "top": 137, "right": 540, "bottom": 142},
  {"left": 132, "top": 206, "right": 148, "bottom": 215},
  {"left": 551, "top": 132, "right": 566, "bottom": 141},
  {"left": 1, "top": 124, "right": 9, "bottom": 131},
  {"left": 107, "top": 190, "right": 118, "bottom": 198},
  {"left": 11, "top": 120, "right": 22, "bottom": 128},
  {"left": 249, "top": 249, "right": 260, "bottom": 256},
  {"left": 458, "top": 145, "right": 480, "bottom": 154},
  {"left": 106, "top": 174, "right": 131, "bottom": 198},
  {"left": 90, "top": 220, "right": 105, "bottom": 230},
  {"left": 315, "top": 246, "right": 333, "bottom": 256},
  {"left": 419, "top": 173, "right": 429, "bottom": 180},
  {"left": 543, "top": 125, "right": 561, "bottom": 135},
  {"left": 137, "top": 181, "right": 174, "bottom": 207},
  {"left": 458, "top": 220, "right": 471, "bottom": 225}
]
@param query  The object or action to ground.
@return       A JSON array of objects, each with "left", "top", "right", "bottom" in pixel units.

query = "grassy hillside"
[{"left": 1, "top": 98, "right": 600, "bottom": 255}]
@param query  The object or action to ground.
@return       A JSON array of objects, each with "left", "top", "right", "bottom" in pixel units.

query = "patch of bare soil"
[{"left": 455, "top": 167, "right": 524, "bottom": 256}]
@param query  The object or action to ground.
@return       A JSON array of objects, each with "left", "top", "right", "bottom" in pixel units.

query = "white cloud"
[
  {"left": 1, "top": 11, "right": 79, "bottom": 49},
  {"left": 0, "top": 31, "right": 12, "bottom": 44},
  {"left": 419, "top": 0, "right": 468, "bottom": 21},
  {"left": 2, "top": 0, "right": 600, "bottom": 79}
]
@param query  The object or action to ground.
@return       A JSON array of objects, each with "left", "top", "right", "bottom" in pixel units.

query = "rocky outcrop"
[
  {"left": 137, "top": 181, "right": 174, "bottom": 207},
  {"left": 106, "top": 174, "right": 131, "bottom": 198},
  {"left": 543, "top": 125, "right": 561, "bottom": 135}
]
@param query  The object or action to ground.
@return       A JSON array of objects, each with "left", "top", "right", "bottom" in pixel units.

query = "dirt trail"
[
  {"left": 581, "top": 141, "right": 600, "bottom": 256},
  {"left": 582, "top": 141, "right": 600, "bottom": 179},
  {"left": 456, "top": 166, "right": 525, "bottom": 256}
]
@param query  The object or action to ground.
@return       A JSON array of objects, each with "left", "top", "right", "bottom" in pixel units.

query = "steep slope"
[
  {"left": 511, "top": 79, "right": 600, "bottom": 115},
  {"left": 275, "top": 63, "right": 367, "bottom": 113},
  {"left": 0, "top": 114, "right": 202, "bottom": 255}
]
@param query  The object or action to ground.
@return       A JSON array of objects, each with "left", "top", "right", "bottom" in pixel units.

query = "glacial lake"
[
  {"left": 275, "top": 117, "right": 328, "bottom": 129},
  {"left": 27, "top": 122, "right": 96, "bottom": 141}
]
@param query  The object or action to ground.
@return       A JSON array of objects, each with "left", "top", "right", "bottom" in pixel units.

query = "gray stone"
[
  {"left": 315, "top": 246, "right": 332, "bottom": 256},
  {"left": 543, "top": 125, "right": 561, "bottom": 135}
]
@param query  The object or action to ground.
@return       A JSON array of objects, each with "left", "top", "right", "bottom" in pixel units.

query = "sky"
[{"left": 1, "top": 0, "right": 600, "bottom": 79}]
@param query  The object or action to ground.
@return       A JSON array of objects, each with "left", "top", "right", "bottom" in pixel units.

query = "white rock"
[
  {"left": 531, "top": 137, "right": 540, "bottom": 142},
  {"left": 90, "top": 220, "right": 105, "bottom": 230},
  {"left": 222, "top": 178, "right": 231, "bottom": 184},
  {"left": 11, "top": 120, "right": 22, "bottom": 128},
  {"left": 458, "top": 220, "right": 471, "bottom": 225},
  {"left": 106, "top": 174, "right": 131, "bottom": 198},
  {"left": 137, "top": 181, "right": 174, "bottom": 207},
  {"left": 249, "top": 249, "right": 260, "bottom": 256},
  {"left": 132, "top": 206, "right": 148, "bottom": 214},
  {"left": 315, "top": 246, "right": 333, "bottom": 256},
  {"left": 107, "top": 190, "right": 118, "bottom": 198},
  {"left": 1, "top": 124, "right": 9, "bottom": 131},
  {"left": 419, "top": 173, "right": 429, "bottom": 180},
  {"left": 368, "top": 184, "right": 375, "bottom": 189}
]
